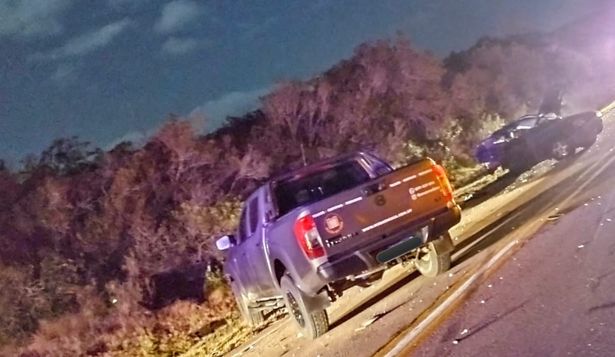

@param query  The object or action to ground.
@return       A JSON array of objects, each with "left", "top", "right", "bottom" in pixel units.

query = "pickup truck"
[{"left": 216, "top": 151, "right": 461, "bottom": 339}]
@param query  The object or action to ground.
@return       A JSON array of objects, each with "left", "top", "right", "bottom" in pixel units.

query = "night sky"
[{"left": 0, "top": 0, "right": 605, "bottom": 163}]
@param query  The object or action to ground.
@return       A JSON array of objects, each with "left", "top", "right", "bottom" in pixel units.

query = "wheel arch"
[{"left": 273, "top": 259, "right": 287, "bottom": 287}]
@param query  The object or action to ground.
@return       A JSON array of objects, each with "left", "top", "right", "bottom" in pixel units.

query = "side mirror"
[{"left": 216, "top": 235, "right": 235, "bottom": 251}]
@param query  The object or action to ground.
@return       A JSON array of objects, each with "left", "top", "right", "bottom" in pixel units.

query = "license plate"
[{"left": 376, "top": 235, "right": 423, "bottom": 263}]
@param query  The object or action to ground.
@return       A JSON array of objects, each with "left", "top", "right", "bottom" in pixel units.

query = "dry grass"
[{"left": 10, "top": 283, "right": 245, "bottom": 357}]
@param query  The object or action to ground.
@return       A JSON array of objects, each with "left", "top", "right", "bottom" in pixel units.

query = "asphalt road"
[
  {"left": 410, "top": 134, "right": 615, "bottom": 354},
  {"left": 218, "top": 114, "right": 615, "bottom": 357},
  {"left": 413, "top": 187, "right": 615, "bottom": 357}
]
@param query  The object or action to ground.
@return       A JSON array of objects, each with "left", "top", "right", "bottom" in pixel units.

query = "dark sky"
[{"left": 0, "top": 0, "right": 604, "bottom": 163}]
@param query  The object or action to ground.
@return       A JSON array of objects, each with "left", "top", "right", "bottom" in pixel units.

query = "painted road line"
[
  {"left": 600, "top": 100, "right": 615, "bottom": 116},
  {"left": 382, "top": 131, "right": 615, "bottom": 357},
  {"left": 383, "top": 238, "right": 519, "bottom": 357}
]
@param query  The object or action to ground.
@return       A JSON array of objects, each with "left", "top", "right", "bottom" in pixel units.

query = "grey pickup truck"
[{"left": 216, "top": 151, "right": 461, "bottom": 339}]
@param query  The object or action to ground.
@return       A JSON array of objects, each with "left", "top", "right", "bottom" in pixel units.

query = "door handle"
[{"left": 362, "top": 181, "right": 387, "bottom": 196}]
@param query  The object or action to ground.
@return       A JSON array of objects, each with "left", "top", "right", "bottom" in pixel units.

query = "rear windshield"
[{"left": 274, "top": 160, "right": 371, "bottom": 216}]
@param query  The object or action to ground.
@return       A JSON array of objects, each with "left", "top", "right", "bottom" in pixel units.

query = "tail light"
[
  {"left": 294, "top": 215, "right": 325, "bottom": 259},
  {"left": 432, "top": 163, "right": 454, "bottom": 202}
]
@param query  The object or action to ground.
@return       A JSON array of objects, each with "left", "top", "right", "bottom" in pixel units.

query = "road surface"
[
  {"left": 412, "top": 185, "right": 615, "bottom": 356},
  {"left": 212, "top": 113, "right": 615, "bottom": 357}
]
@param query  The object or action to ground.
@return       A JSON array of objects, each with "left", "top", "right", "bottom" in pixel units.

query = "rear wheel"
[
  {"left": 504, "top": 159, "right": 528, "bottom": 174},
  {"left": 551, "top": 140, "right": 573, "bottom": 160},
  {"left": 280, "top": 275, "right": 329, "bottom": 339},
  {"left": 231, "top": 282, "right": 264, "bottom": 326},
  {"left": 502, "top": 144, "right": 532, "bottom": 174},
  {"left": 415, "top": 234, "right": 453, "bottom": 278}
]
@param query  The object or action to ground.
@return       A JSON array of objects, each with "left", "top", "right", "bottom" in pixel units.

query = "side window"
[
  {"left": 363, "top": 154, "right": 392, "bottom": 177},
  {"left": 247, "top": 197, "right": 260, "bottom": 236},
  {"left": 237, "top": 207, "right": 249, "bottom": 244},
  {"left": 515, "top": 117, "right": 537, "bottom": 130}
]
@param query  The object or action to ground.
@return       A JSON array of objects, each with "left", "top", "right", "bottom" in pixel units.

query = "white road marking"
[{"left": 383, "top": 239, "right": 519, "bottom": 357}]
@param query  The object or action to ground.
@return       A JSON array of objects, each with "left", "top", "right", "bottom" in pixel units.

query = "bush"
[{"left": 2, "top": 25, "right": 615, "bottom": 356}]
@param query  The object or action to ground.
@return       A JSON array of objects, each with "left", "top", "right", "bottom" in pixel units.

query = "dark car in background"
[{"left": 476, "top": 111, "right": 603, "bottom": 173}]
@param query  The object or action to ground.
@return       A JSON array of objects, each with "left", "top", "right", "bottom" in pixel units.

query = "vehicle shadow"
[
  {"left": 329, "top": 270, "right": 422, "bottom": 329},
  {"left": 443, "top": 299, "right": 530, "bottom": 342}
]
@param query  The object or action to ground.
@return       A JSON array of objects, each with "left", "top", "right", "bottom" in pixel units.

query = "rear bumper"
[{"left": 316, "top": 204, "right": 461, "bottom": 283}]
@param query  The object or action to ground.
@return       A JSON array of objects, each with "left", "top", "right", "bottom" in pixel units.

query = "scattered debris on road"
[{"left": 547, "top": 214, "right": 563, "bottom": 221}]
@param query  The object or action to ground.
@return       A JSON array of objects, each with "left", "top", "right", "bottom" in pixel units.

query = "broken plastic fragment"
[{"left": 357, "top": 313, "right": 383, "bottom": 331}]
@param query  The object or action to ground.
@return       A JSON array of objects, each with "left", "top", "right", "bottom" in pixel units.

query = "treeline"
[{"left": 1, "top": 28, "right": 613, "bottom": 355}]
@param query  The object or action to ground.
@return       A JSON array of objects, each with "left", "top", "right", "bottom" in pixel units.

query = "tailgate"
[{"left": 310, "top": 159, "right": 451, "bottom": 257}]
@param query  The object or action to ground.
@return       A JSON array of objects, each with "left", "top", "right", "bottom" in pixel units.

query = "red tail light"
[
  {"left": 294, "top": 215, "right": 325, "bottom": 259},
  {"left": 432, "top": 164, "right": 454, "bottom": 202}
]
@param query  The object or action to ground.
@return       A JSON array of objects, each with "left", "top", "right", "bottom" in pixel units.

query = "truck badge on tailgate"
[{"left": 324, "top": 214, "right": 344, "bottom": 234}]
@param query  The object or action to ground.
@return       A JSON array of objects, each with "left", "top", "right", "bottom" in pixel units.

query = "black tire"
[
  {"left": 280, "top": 275, "right": 329, "bottom": 339},
  {"left": 551, "top": 140, "right": 573, "bottom": 160},
  {"left": 231, "top": 282, "right": 264, "bottom": 326},
  {"left": 502, "top": 144, "right": 532, "bottom": 174},
  {"left": 415, "top": 235, "right": 452, "bottom": 278},
  {"left": 504, "top": 159, "right": 528, "bottom": 174}
]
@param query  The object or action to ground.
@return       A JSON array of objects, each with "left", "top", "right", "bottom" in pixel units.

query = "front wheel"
[
  {"left": 415, "top": 234, "right": 453, "bottom": 278},
  {"left": 231, "top": 282, "right": 264, "bottom": 327},
  {"left": 551, "top": 140, "right": 573, "bottom": 160},
  {"left": 280, "top": 275, "right": 329, "bottom": 339}
]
